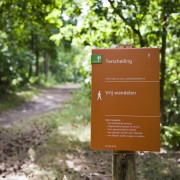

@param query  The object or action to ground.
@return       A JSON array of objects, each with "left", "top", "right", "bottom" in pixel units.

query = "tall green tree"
[
  {"left": 50, "top": 0, "right": 180, "bottom": 125},
  {"left": 0, "top": 0, "right": 61, "bottom": 90}
]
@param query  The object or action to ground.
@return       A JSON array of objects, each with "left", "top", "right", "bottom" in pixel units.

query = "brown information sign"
[{"left": 91, "top": 48, "right": 160, "bottom": 151}]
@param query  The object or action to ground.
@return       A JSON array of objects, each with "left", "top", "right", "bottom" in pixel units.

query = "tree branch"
[{"left": 108, "top": 0, "right": 147, "bottom": 47}]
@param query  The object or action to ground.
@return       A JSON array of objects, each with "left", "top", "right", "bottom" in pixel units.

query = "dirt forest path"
[
  {"left": 0, "top": 84, "right": 80, "bottom": 128},
  {"left": 0, "top": 84, "right": 88, "bottom": 179}
]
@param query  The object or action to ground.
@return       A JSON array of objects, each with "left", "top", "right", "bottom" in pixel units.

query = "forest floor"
[
  {"left": 0, "top": 84, "right": 80, "bottom": 127},
  {"left": 0, "top": 84, "right": 180, "bottom": 180}
]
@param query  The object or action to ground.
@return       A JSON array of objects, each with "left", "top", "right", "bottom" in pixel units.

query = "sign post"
[
  {"left": 112, "top": 151, "right": 135, "bottom": 180},
  {"left": 91, "top": 47, "right": 160, "bottom": 179},
  {"left": 112, "top": 45, "right": 136, "bottom": 180}
]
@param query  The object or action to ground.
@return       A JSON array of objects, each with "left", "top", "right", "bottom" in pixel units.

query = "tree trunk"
[
  {"left": 160, "top": 14, "right": 168, "bottom": 125},
  {"left": 28, "top": 64, "right": 32, "bottom": 79},
  {"left": 44, "top": 52, "right": 49, "bottom": 81},
  {"left": 35, "top": 48, "right": 39, "bottom": 77},
  {"left": 29, "top": 32, "right": 34, "bottom": 80}
]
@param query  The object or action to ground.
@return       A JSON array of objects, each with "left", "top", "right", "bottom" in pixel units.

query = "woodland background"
[{"left": 0, "top": 1, "right": 180, "bottom": 178}]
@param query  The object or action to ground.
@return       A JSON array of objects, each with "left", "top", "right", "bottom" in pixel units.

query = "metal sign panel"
[{"left": 91, "top": 48, "right": 160, "bottom": 151}]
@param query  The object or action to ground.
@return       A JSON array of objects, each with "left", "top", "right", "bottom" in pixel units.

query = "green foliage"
[
  {"left": 0, "top": 0, "right": 51, "bottom": 91},
  {"left": 37, "top": 73, "right": 58, "bottom": 87},
  {"left": 0, "top": 47, "right": 34, "bottom": 91},
  {"left": 162, "top": 125, "right": 180, "bottom": 149},
  {"left": 49, "top": 45, "right": 76, "bottom": 83},
  {"left": 48, "top": 43, "right": 90, "bottom": 84},
  {"left": 164, "top": 31, "right": 180, "bottom": 124},
  {"left": 0, "top": 0, "right": 88, "bottom": 93},
  {"left": 59, "top": 88, "right": 91, "bottom": 125}
]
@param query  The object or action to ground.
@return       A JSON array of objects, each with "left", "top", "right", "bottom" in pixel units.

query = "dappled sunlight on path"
[{"left": 0, "top": 84, "right": 80, "bottom": 127}]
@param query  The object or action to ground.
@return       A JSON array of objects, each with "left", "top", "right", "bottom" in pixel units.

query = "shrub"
[{"left": 162, "top": 125, "right": 180, "bottom": 149}]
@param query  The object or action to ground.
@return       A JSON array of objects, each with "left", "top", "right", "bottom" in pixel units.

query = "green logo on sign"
[{"left": 91, "top": 54, "right": 102, "bottom": 64}]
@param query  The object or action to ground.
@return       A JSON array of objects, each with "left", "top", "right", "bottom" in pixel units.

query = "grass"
[
  {"left": 25, "top": 89, "right": 93, "bottom": 179},
  {"left": 137, "top": 151, "right": 180, "bottom": 180},
  {"left": 0, "top": 87, "right": 38, "bottom": 112}
]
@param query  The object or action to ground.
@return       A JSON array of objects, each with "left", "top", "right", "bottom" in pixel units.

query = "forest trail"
[
  {"left": 0, "top": 84, "right": 80, "bottom": 127},
  {"left": 0, "top": 84, "right": 87, "bottom": 179}
]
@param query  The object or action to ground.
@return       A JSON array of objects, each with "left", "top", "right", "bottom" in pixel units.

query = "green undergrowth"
[
  {"left": 161, "top": 125, "right": 180, "bottom": 149},
  {"left": 0, "top": 87, "right": 38, "bottom": 112},
  {"left": 28, "top": 88, "right": 92, "bottom": 179},
  {"left": 137, "top": 151, "right": 180, "bottom": 180},
  {"left": 42, "top": 88, "right": 90, "bottom": 126}
]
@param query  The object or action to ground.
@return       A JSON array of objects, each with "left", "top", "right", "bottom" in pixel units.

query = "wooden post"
[
  {"left": 112, "top": 44, "right": 136, "bottom": 180},
  {"left": 112, "top": 151, "right": 136, "bottom": 180}
]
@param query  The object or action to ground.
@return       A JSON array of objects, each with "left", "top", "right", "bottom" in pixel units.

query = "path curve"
[{"left": 0, "top": 84, "right": 80, "bottom": 127}]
